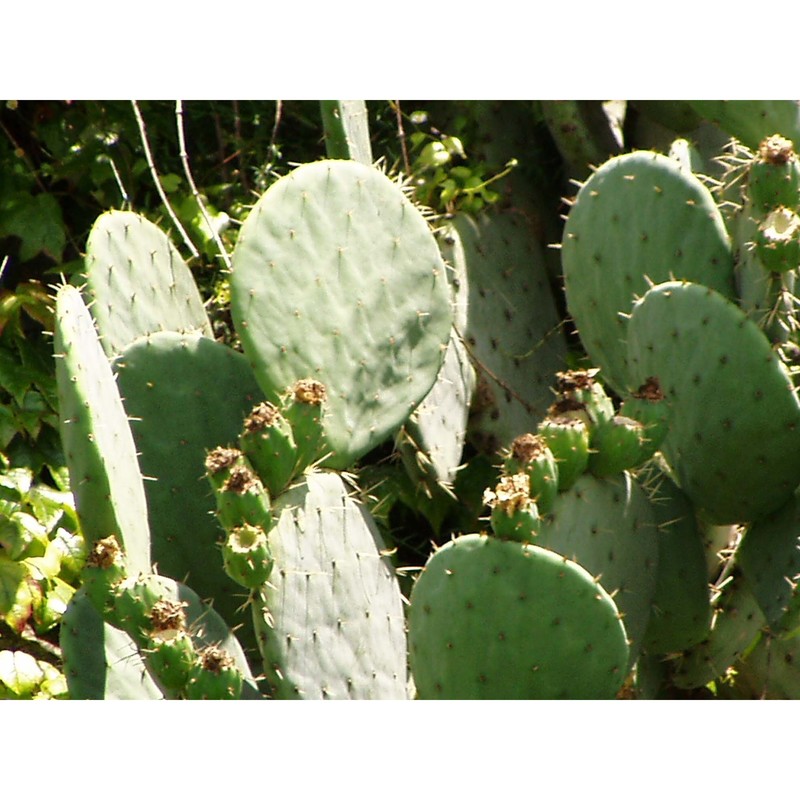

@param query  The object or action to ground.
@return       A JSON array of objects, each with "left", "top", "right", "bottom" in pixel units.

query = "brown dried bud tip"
[
  {"left": 205, "top": 447, "right": 242, "bottom": 474},
  {"left": 556, "top": 369, "right": 597, "bottom": 394},
  {"left": 633, "top": 376, "right": 664, "bottom": 402},
  {"left": 244, "top": 402, "right": 281, "bottom": 432},
  {"left": 293, "top": 379, "right": 327, "bottom": 406},
  {"left": 87, "top": 535, "right": 122, "bottom": 569},
  {"left": 759, "top": 134, "right": 795, "bottom": 165},
  {"left": 548, "top": 396, "right": 587, "bottom": 417},
  {"left": 510, "top": 433, "right": 545, "bottom": 465},
  {"left": 223, "top": 464, "right": 260, "bottom": 495},
  {"left": 149, "top": 598, "right": 187, "bottom": 632},
  {"left": 199, "top": 644, "right": 235, "bottom": 674},
  {"left": 484, "top": 473, "right": 531, "bottom": 515}
]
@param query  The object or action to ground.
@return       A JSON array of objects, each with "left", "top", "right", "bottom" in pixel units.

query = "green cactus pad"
[
  {"left": 230, "top": 159, "right": 452, "bottom": 469},
  {"left": 400, "top": 329, "right": 476, "bottom": 489},
  {"left": 537, "top": 471, "right": 659, "bottom": 663},
  {"left": 671, "top": 577, "right": 766, "bottom": 690},
  {"left": 60, "top": 587, "right": 163, "bottom": 700},
  {"left": 113, "top": 331, "right": 264, "bottom": 637},
  {"left": 53, "top": 285, "right": 151, "bottom": 574},
  {"left": 320, "top": 101, "right": 373, "bottom": 165},
  {"left": 83, "top": 210, "right": 212, "bottom": 358},
  {"left": 441, "top": 210, "right": 566, "bottom": 455},
  {"left": 252, "top": 470, "right": 407, "bottom": 699},
  {"left": 736, "top": 491, "right": 800, "bottom": 631},
  {"left": 561, "top": 150, "right": 735, "bottom": 394},
  {"left": 540, "top": 100, "right": 621, "bottom": 178},
  {"left": 688, "top": 101, "right": 800, "bottom": 151},
  {"left": 627, "top": 281, "right": 800, "bottom": 523},
  {"left": 637, "top": 463, "right": 711, "bottom": 654},
  {"left": 407, "top": 534, "right": 629, "bottom": 699}
]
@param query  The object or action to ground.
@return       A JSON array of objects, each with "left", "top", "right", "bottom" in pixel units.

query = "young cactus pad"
[
  {"left": 407, "top": 534, "right": 629, "bottom": 699},
  {"left": 53, "top": 284, "right": 151, "bottom": 574},
  {"left": 561, "top": 150, "right": 735, "bottom": 394},
  {"left": 230, "top": 159, "right": 453, "bottom": 470},
  {"left": 82, "top": 210, "right": 212, "bottom": 358},
  {"left": 627, "top": 281, "right": 800, "bottom": 523}
]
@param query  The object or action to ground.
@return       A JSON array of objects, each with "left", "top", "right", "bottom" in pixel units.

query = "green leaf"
[
  {"left": 0, "top": 192, "right": 66, "bottom": 262},
  {"left": 0, "top": 650, "right": 45, "bottom": 698},
  {"left": 0, "top": 554, "right": 36, "bottom": 631}
]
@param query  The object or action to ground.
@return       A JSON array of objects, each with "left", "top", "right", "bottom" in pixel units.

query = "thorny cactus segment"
[
  {"left": 561, "top": 150, "right": 735, "bottom": 394},
  {"left": 230, "top": 159, "right": 452, "bottom": 469},
  {"left": 407, "top": 534, "right": 629, "bottom": 699},
  {"left": 53, "top": 285, "right": 152, "bottom": 574},
  {"left": 627, "top": 281, "right": 800, "bottom": 523}
]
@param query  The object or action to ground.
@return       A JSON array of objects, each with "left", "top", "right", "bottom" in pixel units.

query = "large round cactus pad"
[
  {"left": 627, "top": 281, "right": 800, "bottom": 523},
  {"left": 231, "top": 159, "right": 452, "bottom": 469},
  {"left": 408, "top": 534, "right": 629, "bottom": 699}
]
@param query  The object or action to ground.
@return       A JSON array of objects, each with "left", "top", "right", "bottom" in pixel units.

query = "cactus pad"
[
  {"left": 230, "top": 159, "right": 452, "bottom": 469},
  {"left": 407, "top": 534, "right": 629, "bottom": 699},
  {"left": 627, "top": 281, "right": 800, "bottom": 523}
]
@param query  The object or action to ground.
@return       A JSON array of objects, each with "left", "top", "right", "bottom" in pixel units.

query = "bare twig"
[
  {"left": 131, "top": 100, "right": 199, "bottom": 260},
  {"left": 391, "top": 100, "right": 411, "bottom": 176},
  {"left": 175, "top": 100, "right": 232, "bottom": 272}
]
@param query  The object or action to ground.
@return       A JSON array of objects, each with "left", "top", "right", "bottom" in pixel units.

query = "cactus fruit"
[
  {"left": 230, "top": 158, "right": 453, "bottom": 469},
  {"left": 239, "top": 402, "right": 298, "bottom": 497},
  {"left": 536, "top": 415, "right": 590, "bottom": 492},
  {"left": 221, "top": 523, "right": 273, "bottom": 590},
  {"left": 484, "top": 473, "right": 541, "bottom": 544},
  {"left": 407, "top": 534, "right": 629, "bottom": 699},
  {"left": 502, "top": 433, "right": 559, "bottom": 515},
  {"left": 185, "top": 645, "right": 243, "bottom": 700}
]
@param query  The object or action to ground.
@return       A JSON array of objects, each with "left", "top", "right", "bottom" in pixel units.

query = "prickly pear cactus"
[
  {"left": 251, "top": 470, "right": 408, "bottom": 699},
  {"left": 688, "top": 100, "right": 800, "bottom": 151},
  {"left": 441, "top": 210, "right": 566, "bottom": 453},
  {"left": 561, "top": 150, "right": 735, "bottom": 394},
  {"left": 113, "top": 331, "right": 264, "bottom": 638},
  {"left": 230, "top": 159, "right": 453, "bottom": 470},
  {"left": 83, "top": 210, "right": 212, "bottom": 358},
  {"left": 53, "top": 284, "right": 151, "bottom": 574},
  {"left": 535, "top": 471, "right": 659, "bottom": 663},
  {"left": 407, "top": 534, "right": 629, "bottom": 699},
  {"left": 626, "top": 280, "right": 800, "bottom": 523}
]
